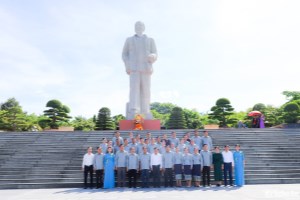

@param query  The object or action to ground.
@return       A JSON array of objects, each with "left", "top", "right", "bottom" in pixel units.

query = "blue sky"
[{"left": 1, "top": 0, "right": 300, "bottom": 118}]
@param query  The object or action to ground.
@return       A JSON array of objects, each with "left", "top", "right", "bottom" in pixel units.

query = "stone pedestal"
[{"left": 119, "top": 120, "right": 161, "bottom": 130}]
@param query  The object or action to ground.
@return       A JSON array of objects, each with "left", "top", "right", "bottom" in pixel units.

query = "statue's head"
[{"left": 135, "top": 21, "right": 145, "bottom": 36}]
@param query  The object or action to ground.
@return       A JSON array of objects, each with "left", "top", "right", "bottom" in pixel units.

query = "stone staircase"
[{"left": 0, "top": 129, "right": 299, "bottom": 189}]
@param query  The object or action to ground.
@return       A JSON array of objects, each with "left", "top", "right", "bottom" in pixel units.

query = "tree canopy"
[
  {"left": 71, "top": 116, "right": 95, "bottom": 131},
  {"left": 282, "top": 91, "right": 300, "bottom": 102},
  {"left": 1, "top": 90, "right": 300, "bottom": 131},
  {"left": 43, "top": 99, "right": 71, "bottom": 129},
  {"left": 282, "top": 102, "right": 300, "bottom": 123},
  {"left": 252, "top": 103, "right": 267, "bottom": 112},
  {"left": 167, "top": 107, "right": 187, "bottom": 129},
  {"left": 0, "top": 98, "right": 27, "bottom": 131},
  {"left": 151, "top": 102, "right": 176, "bottom": 114},
  {"left": 209, "top": 98, "right": 235, "bottom": 127},
  {"left": 112, "top": 114, "right": 126, "bottom": 128},
  {"left": 95, "top": 107, "right": 115, "bottom": 130}
]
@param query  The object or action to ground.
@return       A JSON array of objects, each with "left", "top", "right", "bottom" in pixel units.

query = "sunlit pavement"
[{"left": 1, "top": 184, "right": 300, "bottom": 200}]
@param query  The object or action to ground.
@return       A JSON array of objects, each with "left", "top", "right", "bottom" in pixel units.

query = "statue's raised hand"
[{"left": 147, "top": 54, "right": 157, "bottom": 64}]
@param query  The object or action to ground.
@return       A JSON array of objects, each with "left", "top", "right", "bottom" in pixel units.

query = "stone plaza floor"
[{"left": 1, "top": 184, "right": 300, "bottom": 200}]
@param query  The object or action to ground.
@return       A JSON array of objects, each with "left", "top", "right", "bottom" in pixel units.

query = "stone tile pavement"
[{"left": 1, "top": 184, "right": 300, "bottom": 200}]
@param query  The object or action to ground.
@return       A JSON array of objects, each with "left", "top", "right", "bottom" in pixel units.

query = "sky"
[{"left": 0, "top": 0, "right": 300, "bottom": 118}]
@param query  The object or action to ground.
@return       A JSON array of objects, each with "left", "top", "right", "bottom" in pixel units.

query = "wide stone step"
[
  {"left": 0, "top": 178, "right": 83, "bottom": 184},
  {"left": 245, "top": 173, "right": 300, "bottom": 178},
  {"left": 245, "top": 166, "right": 300, "bottom": 170},
  {"left": 246, "top": 178, "right": 300, "bottom": 184},
  {"left": 0, "top": 182, "right": 83, "bottom": 189},
  {"left": 0, "top": 129, "right": 300, "bottom": 189},
  {"left": 0, "top": 178, "right": 299, "bottom": 189}
]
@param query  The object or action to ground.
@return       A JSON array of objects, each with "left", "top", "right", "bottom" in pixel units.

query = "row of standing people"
[
  {"left": 99, "top": 130, "right": 213, "bottom": 155},
  {"left": 82, "top": 132, "right": 245, "bottom": 189}
]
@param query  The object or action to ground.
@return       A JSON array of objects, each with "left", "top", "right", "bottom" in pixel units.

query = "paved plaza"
[{"left": 1, "top": 184, "right": 300, "bottom": 200}]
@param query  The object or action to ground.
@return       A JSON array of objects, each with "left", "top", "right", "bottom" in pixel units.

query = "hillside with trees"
[{"left": 0, "top": 91, "right": 299, "bottom": 131}]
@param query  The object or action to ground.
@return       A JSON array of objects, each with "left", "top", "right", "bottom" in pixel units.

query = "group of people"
[
  {"left": 251, "top": 114, "right": 265, "bottom": 128},
  {"left": 237, "top": 114, "right": 265, "bottom": 128},
  {"left": 82, "top": 130, "right": 245, "bottom": 189}
]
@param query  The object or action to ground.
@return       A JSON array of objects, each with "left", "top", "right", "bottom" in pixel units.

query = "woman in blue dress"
[
  {"left": 233, "top": 144, "right": 245, "bottom": 187},
  {"left": 103, "top": 146, "right": 115, "bottom": 189}
]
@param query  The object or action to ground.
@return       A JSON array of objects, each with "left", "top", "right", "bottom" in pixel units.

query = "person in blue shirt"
[
  {"left": 93, "top": 147, "right": 104, "bottom": 189},
  {"left": 127, "top": 147, "right": 139, "bottom": 188},
  {"left": 139, "top": 146, "right": 151, "bottom": 188}
]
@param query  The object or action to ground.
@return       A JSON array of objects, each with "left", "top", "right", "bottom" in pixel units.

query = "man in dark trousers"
[
  {"left": 139, "top": 146, "right": 151, "bottom": 188},
  {"left": 151, "top": 147, "right": 162, "bottom": 188},
  {"left": 162, "top": 145, "right": 174, "bottom": 187},
  {"left": 127, "top": 147, "right": 139, "bottom": 188},
  {"left": 222, "top": 145, "right": 234, "bottom": 186},
  {"left": 93, "top": 147, "right": 104, "bottom": 189},
  {"left": 201, "top": 144, "right": 212, "bottom": 187},
  {"left": 82, "top": 147, "right": 94, "bottom": 189},
  {"left": 115, "top": 144, "right": 128, "bottom": 187}
]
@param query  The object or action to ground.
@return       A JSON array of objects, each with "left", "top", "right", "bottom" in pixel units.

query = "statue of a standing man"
[{"left": 122, "top": 21, "right": 157, "bottom": 120}]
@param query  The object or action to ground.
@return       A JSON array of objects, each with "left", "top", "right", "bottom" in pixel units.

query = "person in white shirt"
[
  {"left": 82, "top": 147, "right": 95, "bottom": 189},
  {"left": 151, "top": 147, "right": 162, "bottom": 188},
  {"left": 222, "top": 145, "right": 234, "bottom": 186}
]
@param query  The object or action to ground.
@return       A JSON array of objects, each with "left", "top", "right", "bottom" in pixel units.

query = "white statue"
[{"left": 122, "top": 21, "right": 157, "bottom": 119}]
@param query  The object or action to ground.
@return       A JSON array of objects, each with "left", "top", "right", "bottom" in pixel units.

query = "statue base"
[{"left": 119, "top": 120, "right": 161, "bottom": 130}]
